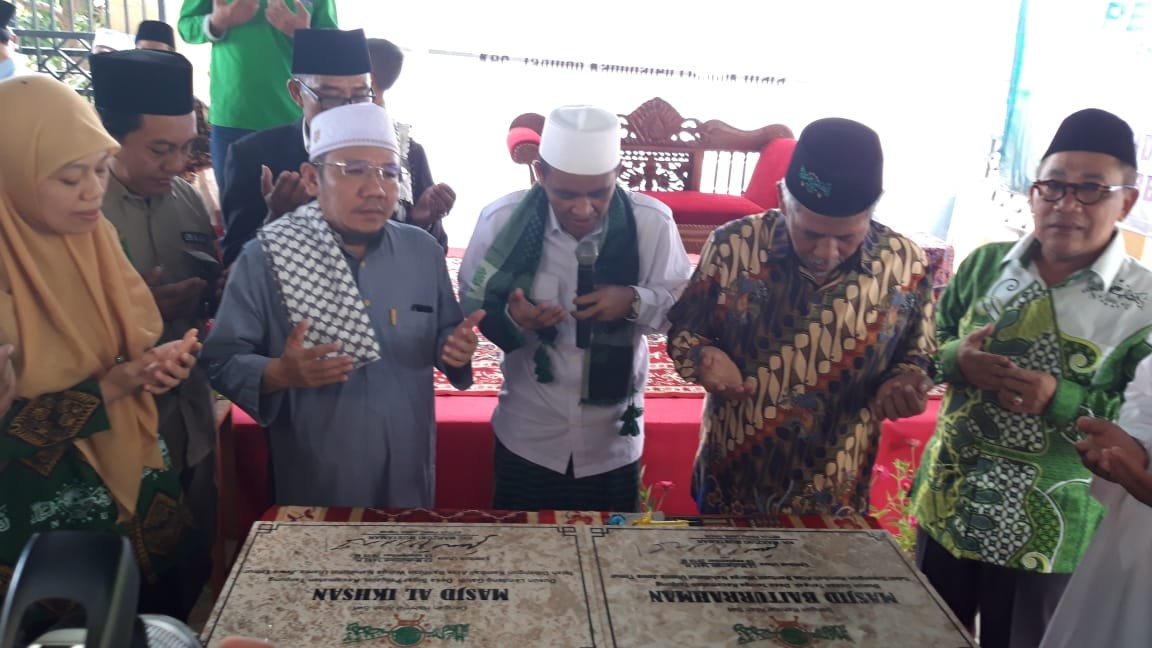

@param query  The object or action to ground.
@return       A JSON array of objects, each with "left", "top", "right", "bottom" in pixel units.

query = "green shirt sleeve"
[
  {"left": 177, "top": 0, "right": 214, "bottom": 44},
  {"left": 1045, "top": 325, "right": 1152, "bottom": 425},
  {"left": 312, "top": 0, "right": 339, "bottom": 28},
  {"left": 934, "top": 242, "right": 1013, "bottom": 384}
]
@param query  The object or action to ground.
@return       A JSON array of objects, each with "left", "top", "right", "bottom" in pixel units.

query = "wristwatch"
[{"left": 627, "top": 287, "right": 641, "bottom": 321}]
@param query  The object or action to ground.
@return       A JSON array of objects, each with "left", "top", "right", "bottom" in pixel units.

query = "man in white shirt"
[{"left": 459, "top": 105, "right": 692, "bottom": 512}]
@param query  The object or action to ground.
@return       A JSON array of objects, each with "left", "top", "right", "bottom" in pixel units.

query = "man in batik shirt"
[{"left": 667, "top": 117, "right": 936, "bottom": 517}]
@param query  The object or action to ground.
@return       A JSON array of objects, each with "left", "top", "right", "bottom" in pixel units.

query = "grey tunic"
[{"left": 202, "top": 220, "right": 471, "bottom": 508}]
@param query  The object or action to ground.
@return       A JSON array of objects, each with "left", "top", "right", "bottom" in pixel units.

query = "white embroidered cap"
[
  {"left": 307, "top": 103, "right": 399, "bottom": 161},
  {"left": 92, "top": 27, "right": 136, "bottom": 53},
  {"left": 538, "top": 105, "right": 621, "bottom": 175}
]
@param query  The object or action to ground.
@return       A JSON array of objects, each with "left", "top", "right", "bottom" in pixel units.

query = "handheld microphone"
[{"left": 575, "top": 238, "right": 599, "bottom": 349}]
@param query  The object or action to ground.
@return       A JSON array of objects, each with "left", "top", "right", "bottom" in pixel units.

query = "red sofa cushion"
[
  {"left": 640, "top": 190, "right": 765, "bottom": 226},
  {"left": 742, "top": 137, "right": 797, "bottom": 210},
  {"left": 506, "top": 127, "right": 541, "bottom": 164}
]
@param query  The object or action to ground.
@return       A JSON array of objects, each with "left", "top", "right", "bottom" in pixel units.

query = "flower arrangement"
[
  {"left": 629, "top": 466, "right": 687, "bottom": 526},
  {"left": 871, "top": 456, "right": 919, "bottom": 554},
  {"left": 640, "top": 477, "right": 676, "bottom": 515}
]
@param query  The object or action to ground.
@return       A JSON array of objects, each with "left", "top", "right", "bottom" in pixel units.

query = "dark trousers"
[
  {"left": 916, "top": 530, "right": 1071, "bottom": 648},
  {"left": 493, "top": 439, "right": 640, "bottom": 512},
  {"left": 208, "top": 124, "right": 255, "bottom": 189}
]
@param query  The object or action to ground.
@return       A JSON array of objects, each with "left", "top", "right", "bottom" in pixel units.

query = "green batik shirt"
[{"left": 912, "top": 232, "right": 1152, "bottom": 573}]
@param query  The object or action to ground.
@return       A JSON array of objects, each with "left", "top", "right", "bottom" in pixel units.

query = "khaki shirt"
[{"left": 103, "top": 174, "right": 218, "bottom": 471}]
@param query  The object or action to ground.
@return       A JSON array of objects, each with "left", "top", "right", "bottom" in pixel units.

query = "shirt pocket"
[{"left": 389, "top": 305, "right": 436, "bottom": 368}]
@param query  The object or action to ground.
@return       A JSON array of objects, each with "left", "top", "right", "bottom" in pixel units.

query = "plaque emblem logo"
[
  {"left": 733, "top": 617, "right": 854, "bottom": 645},
  {"left": 343, "top": 615, "right": 470, "bottom": 645}
]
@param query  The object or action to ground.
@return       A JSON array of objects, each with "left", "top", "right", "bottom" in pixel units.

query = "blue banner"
[{"left": 1001, "top": 0, "right": 1152, "bottom": 233}]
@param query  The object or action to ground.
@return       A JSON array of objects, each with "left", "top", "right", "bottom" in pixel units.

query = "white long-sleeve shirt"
[
  {"left": 1040, "top": 349, "right": 1152, "bottom": 648},
  {"left": 458, "top": 190, "right": 691, "bottom": 477}
]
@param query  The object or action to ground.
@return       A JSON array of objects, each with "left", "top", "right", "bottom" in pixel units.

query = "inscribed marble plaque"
[
  {"left": 585, "top": 526, "right": 976, "bottom": 647},
  {"left": 202, "top": 523, "right": 602, "bottom": 647}
]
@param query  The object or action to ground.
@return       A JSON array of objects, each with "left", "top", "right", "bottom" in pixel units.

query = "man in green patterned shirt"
[{"left": 911, "top": 108, "right": 1149, "bottom": 648}]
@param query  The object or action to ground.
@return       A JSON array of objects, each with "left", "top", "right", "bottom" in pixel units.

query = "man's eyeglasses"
[
  {"left": 1030, "top": 179, "right": 1136, "bottom": 206},
  {"left": 294, "top": 78, "right": 375, "bottom": 110},
  {"left": 313, "top": 161, "right": 402, "bottom": 183}
]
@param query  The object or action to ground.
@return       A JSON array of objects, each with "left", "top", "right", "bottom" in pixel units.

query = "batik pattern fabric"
[
  {"left": 911, "top": 234, "right": 1152, "bottom": 573},
  {"left": 0, "top": 380, "right": 198, "bottom": 605},
  {"left": 666, "top": 211, "right": 935, "bottom": 516}
]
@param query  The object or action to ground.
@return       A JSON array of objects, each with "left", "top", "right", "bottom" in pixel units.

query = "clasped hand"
[
  {"left": 507, "top": 285, "right": 635, "bottom": 331},
  {"left": 872, "top": 372, "right": 933, "bottom": 421},
  {"left": 956, "top": 324, "right": 1056, "bottom": 415},
  {"left": 262, "top": 165, "right": 311, "bottom": 224},
  {"left": 410, "top": 184, "right": 456, "bottom": 228},
  {"left": 102, "top": 329, "right": 201, "bottom": 401},
  {"left": 694, "top": 346, "right": 755, "bottom": 400}
]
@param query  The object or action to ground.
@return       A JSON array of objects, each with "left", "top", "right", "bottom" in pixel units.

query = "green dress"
[{"left": 0, "top": 378, "right": 198, "bottom": 609}]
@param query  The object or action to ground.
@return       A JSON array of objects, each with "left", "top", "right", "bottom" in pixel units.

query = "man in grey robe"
[{"left": 203, "top": 102, "right": 482, "bottom": 508}]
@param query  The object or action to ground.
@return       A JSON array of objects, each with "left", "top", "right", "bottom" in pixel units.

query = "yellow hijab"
[{"left": 0, "top": 75, "right": 164, "bottom": 517}]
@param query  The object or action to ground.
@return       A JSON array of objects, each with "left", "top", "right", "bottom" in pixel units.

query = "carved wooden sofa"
[{"left": 506, "top": 97, "right": 796, "bottom": 253}]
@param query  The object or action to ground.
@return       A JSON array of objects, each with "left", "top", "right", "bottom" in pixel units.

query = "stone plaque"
[
  {"left": 202, "top": 523, "right": 975, "bottom": 647},
  {"left": 586, "top": 526, "right": 975, "bottom": 647},
  {"left": 202, "top": 523, "right": 603, "bottom": 647}
]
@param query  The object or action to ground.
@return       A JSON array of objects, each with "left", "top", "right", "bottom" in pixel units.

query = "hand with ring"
[{"left": 996, "top": 366, "right": 1057, "bottom": 415}]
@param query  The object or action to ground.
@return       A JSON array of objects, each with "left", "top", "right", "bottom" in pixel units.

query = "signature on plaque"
[
  {"left": 645, "top": 536, "right": 798, "bottom": 557},
  {"left": 329, "top": 533, "right": 498, "bottom": 555}
]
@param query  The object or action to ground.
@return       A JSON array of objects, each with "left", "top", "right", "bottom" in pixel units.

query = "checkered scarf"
[{"left": 258, "top": 202, "right": 382, "bottom": 368}]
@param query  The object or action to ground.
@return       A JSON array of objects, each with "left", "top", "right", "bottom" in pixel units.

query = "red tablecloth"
[
  {"left": 226, "top": 397, "right": 704, "bottom": 528},
  {"left": 225, "top": 398, "right": 939, "bottom": 538},
  {"left": 258, "top": 505, "right": 882, "bottom": 531},
  {"left": 869, "top": 400, "right": 940, "bottom": 525}
]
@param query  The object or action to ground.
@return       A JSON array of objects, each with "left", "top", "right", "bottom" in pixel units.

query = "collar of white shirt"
[{"left": 1002, "top": 228, "right": 1129, "bottom": 288}]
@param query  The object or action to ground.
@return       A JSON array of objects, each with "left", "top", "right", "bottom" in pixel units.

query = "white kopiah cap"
[
  {"left": 307, "top": 103, "right": 399, "bottom": 161},
  {"left": 92, "top": 27, "right": 136, "bottom": 52},
  {"left": 538, "top": 105, "right": 621, "bottom": 175}
]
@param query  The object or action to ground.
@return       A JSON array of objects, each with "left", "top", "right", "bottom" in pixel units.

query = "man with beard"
[
  {"left": 666, "top": 117, "right": 937, "bottom": 517},
  {"left": 204, "top": 102, "right": 481, "bottom": 508}
]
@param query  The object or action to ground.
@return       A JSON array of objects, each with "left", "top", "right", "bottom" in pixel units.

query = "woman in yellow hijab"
[{"left": 0, "top": 75, "right": 205, "bottom": 622}]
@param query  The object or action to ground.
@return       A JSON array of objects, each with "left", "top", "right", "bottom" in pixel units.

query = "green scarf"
[{"left": 461, "top": 186, "right": 643, "bottom": 432}]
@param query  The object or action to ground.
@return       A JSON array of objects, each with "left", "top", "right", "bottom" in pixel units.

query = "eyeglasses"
[
  {"left": 313, "top": 161, "right": 402, "bottom": 183},
  {"left": 294, "top": 78, "right": 375, "bottom": 110},
  {"left": 1030, "top": 179, "right": 1136, "bottom": 206}
]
